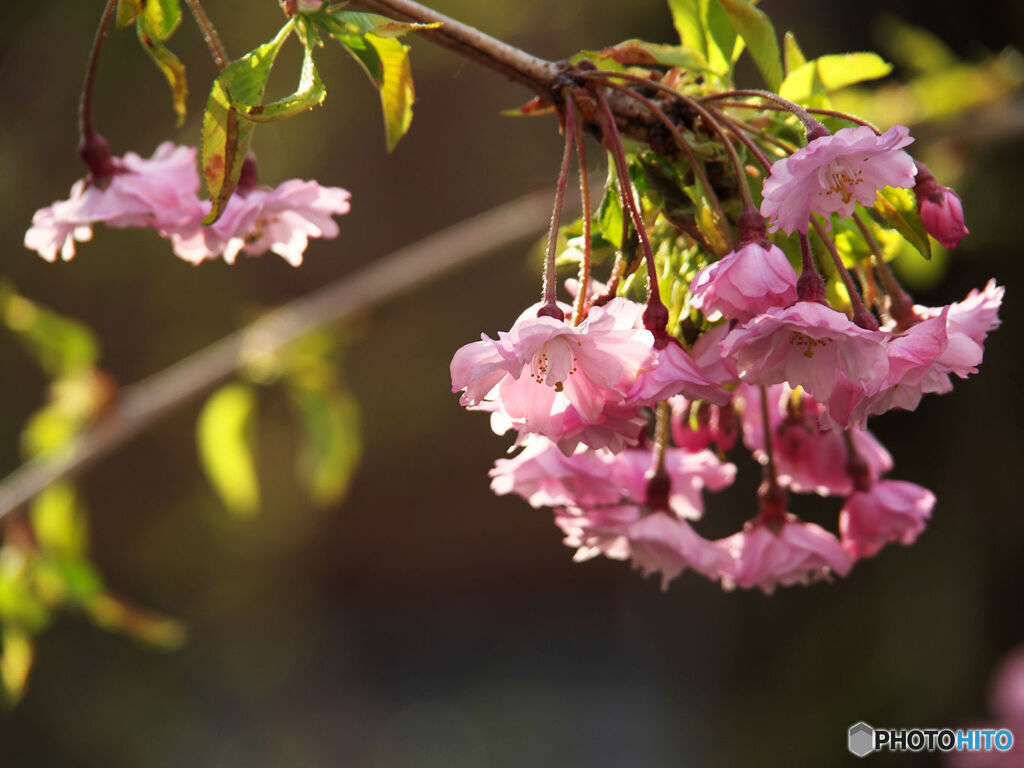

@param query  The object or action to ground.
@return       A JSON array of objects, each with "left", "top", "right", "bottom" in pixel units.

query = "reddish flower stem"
[
  {"left": 797, "top": 233, "right": 826, "bottom": 302},
  {"left": 538, "top": 99, "right": 577, "bottom": 319},
  {"left": 704, "top": 98, "right": 881, "bottom": 134},
  {"left": 594, "top": 87, "right": 669, "bottom": 339},
  {"left": 184, "top": 0, "right": 230, "bottom": 70},
  {"left": 79, "top": 0, "right": 119, "bottom": 144},
  {"left": 852, "top": 212, "right": 917, "bottom": 329},
  {"left": 698, "top": 89, "right": 830, "bottom": 139},
  {"left": 811, "top": 218, "right": 880, "bottom": 330},
  {"left": 571, "top": 103, "right": 593, "bottom": 326}
]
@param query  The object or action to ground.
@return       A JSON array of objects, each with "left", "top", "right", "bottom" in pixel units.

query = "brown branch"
[{"left": 0, "top": 192, "right": 560, "bottom": 520}]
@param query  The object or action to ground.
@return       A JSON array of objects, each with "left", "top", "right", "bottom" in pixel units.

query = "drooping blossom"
[
  {"left": 689, "top": 240, "right": 798, "bottom": 322},
  {"left": 720, "top": 302, "right": 889, "bottom": 413},
  {"left": 24, "top": 142, "right": 202, "bottom": 262},
  {"left": 610, "top": 444, "right": 737, "bottom": 519},
  {"left": 839, "top": 480, "right": 935, "bottom": 559},
  {"left": 720, "top": 515, "right": 853, "bottom": 594},
  {"left": 169, "top": 179, "right": 352, "bottom": 266},
  {"left": 489, "top": 439, "right": 622, "bottom": 509},
  {"left": 627, "top": 337, "right": 730, "bottom": 407},
  {"left": 451, "top": 298, "right": 655, "bottom": 447},
  {"left": 760, "top": 125, "right": 917, "bottom": 234},
  {"left": 670, "top": 398, "right": 739, "bottom": 454},
  {"left": 736, "top": 384, "right": 892, "bottom": 496},
  {"left": 914, "top": 162, "right": 969, "bottom": 248}
]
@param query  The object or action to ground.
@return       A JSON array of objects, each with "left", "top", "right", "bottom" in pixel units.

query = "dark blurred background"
[{"left": 1, "top": 1, "right": 1022, "bottom": 765}]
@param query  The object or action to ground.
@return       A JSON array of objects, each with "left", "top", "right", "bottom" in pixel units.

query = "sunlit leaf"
[
  {"left": 326, "top": 10, "right": 440, "bottom": 38},
  {"left": 783, "top": 31, "right": 806, "bottom": 74},
  {"left": 231, "top": 44, "right": 326, "bottom": 123},
  {"left": 718, "top": 0, "right": 783, "bottom": 90},
  {"left": 598, "top": 40, "right": 707, "bottom": 70},
  {"left": 0, "top": 286, "right": 98, "bottom": 378},
  {"left": 87, "top": 594, "right": 186, "bottom": 649},
  {"left": 0, "top": 628, "right": 33, "bottom": 705},
  {"left": 597, "top": 180, "right": 625, "bottom": 248},
  {"left": 780, "top": 52, "right": 892, "bottom": 102},
  {"left": 875, "top": 14, "right": 956, "bottom": 74},
  {"left": 873, "top": 188, "right": 932, "bottom": 261},
  {"left": 136, "top": 0, "right": 188, "bottom": 126},
  {"left": 667, "top": 0, "right": 740, "bottom": 75},
  {"left": 366, "top": 34, "right": 415, "bottom": 151},
  {"left": 30, "top": 484, "right": 88, "bottom": 556},
  {"left": 196, "top": 383, "right": 261, "bottom": 516},
  {"left": 116, "top": 0, "right": 143, "bottom": 28},
  {"left": 201, "top": 20, "right": 297, "bottom": 224},
  {"left": 289, "top": 383, "right": 361, "bottom": 506},
  {"left": 33, "top": 553, "right": 104, "bottom": 606}
]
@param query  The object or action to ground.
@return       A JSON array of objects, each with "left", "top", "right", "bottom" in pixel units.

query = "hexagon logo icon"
[{"left": 848, "top": 722, "right": 875, "bottom": 758}]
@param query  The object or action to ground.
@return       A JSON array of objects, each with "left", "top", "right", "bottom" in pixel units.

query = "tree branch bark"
[{"left": 0, "top": 192, "right": 559, "bottom": 521}]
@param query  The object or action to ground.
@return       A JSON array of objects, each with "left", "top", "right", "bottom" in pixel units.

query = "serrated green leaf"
[
  {"left": 717, "top": 0, "right": 783, "bottom": 90},
  {"left": 873, "top": 189, "right": 933, "bottom": 261},
  {"left": 327, "top": 9, "right": 440, "bottom": 38},
  {"left": 201, "top": 20, "right": 296, "bottom": 224},
  {"left": 289, "top": 383, "right": 361, "bottom": 506},
  {"left": 231, "top": 44, "right": 326, "bottom": 123},
  {"left": 783, "top": 31, "right": 806, "bottom": 74},
  {"left": 779, "top": 52, "right": 892, "bottom": 103},
  {"left": 366, "top": 33, "right": 415, "bottom": 151},
  {"left": 0, "top": 286, "right": 98, "bottom": 379},
  {"left": 116, "top": 0, "right": 143, "bottom": 28},
  {"left": 668, "top": 0, "right": 741, "bottom": 76},
  {"left": 196, "top": 383, "right": 261, "bottom": 516},
  {"left": 137, "top": 2, "right": 188, "bottom": 126}
]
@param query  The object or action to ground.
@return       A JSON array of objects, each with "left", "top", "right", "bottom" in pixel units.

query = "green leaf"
[
  {"left": 783, "top": 31, "right": 806, "bottom": 74},
  {"left": 289, "top": 382, "right": 361, "bottom": 506},
  {"left": 33, "top": 553, "right": 104, "bottom": 606},
  {"left": 196, "top": 383, "right": 261, "bottom": 516},
  {"left": 201, "top": 19, "right": 297, "bottom": 224},
  {"left": 873, "top": 189, "right": 933, "bottom": 261},
  {"left": 116, "top": 0, "right": 143, "bottom": 28},
  {"left": 230, "top": 44, "right": 326, "bottom": 123},
  {"left": 30, "top": 484, "right": 88, "bottom": 556},
  {"left": 0, "top": 628, "right": 34, "bottom": 705},
  {"left": 667, "top": 0, "right": 740, "bottom": 76},
  {"left": 779, "top": 52, "right": 892, "bottom": 102},
  {"left": 87, "top": 594, "right": 186, "bottom": 649},
  {"left": 597, "top": 40, "right": 707, "bottom": 70},
  {"left": 717, "top": 0, "right": 783, "bottom": 90},
  {"left": 0, "top": 286, "right": 98, "bottom": 378},
  {"left": 136, "top": 1, "right": 188, "bottom": 126},
  {"left": 366, "top": 34, "right": 415, "bottom": 151},
  {"left": 326, "top": 10, "right": 440, "bottom": 38},
  {"left": 875, "top": 14, "right": 956, "bottom": 74}
]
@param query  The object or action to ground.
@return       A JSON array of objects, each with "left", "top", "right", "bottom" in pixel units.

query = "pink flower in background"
[
  {"left": 840, "top": 480, "right": 935, "bottom": 559},
  {"left": 451, "top": 298, "right": 655, "bottom": 445},
  {"left": 720, "top": 515, "right": 853, "bottom": 594},
  {"left": 610, "top": 445, "right": 737, "bottom": 519},
  {"left": 721, "top": 302, "right": 889, "bottom": 410},
  {"left": 760, "top": 125, "right": 917, "bottom": 234},
  {"left": 736, "top": 384, "right": 892, "bottom": 496},
  {"left": 915, "top": 163, "right": 969, "bottom": 248},
  {"left": 689, "top": 240, "right": 798, "bottom": 322},
  {"left": 24, "top": 142, "right": 202, "bottom": 262},
  {"left": 555, "top": 504, "right": 638, "bottom": 563},
  {"left": 670, "top": 398, "right": 739, "bottom": 454},
  {"left": 169, "top": 179, "right": 352, "bottom": 266}
]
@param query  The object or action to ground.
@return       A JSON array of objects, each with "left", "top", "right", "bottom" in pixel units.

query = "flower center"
[
  {"left": 789, "top": 332, "right": 833, "bottom": 359},
  {"left": 530, "top": 335, "right": 580, "bottom": 391},
  {"left": 818, "top": 158, "right": 866, "bottom": 204}
]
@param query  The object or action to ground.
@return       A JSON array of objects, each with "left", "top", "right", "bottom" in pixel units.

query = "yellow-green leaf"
[
  {"left": 30, "top": 483, "right": 88, "bottom": 556},
  {"left": 873, "top": 188, "right": 932, "bottom": 261},
  {"left": 780, "top": 52, "right": 892, "bottom": 103},
  {"left": 717, "top": 0, "right": 783, "bottom": 90},
  {"left": 289, "top": 383, "right": 361, "bottom": 506},
  {"left": 201, "top": 20, "right": 297, "bottom": 224},
  {"left": 196, "top": 383, "right": 261, "bottom": 516},
  {"left": 0, "top": 629, "right": 34, "bottom": 706},
  {"left": 366, "top": 33, "right": 415, "bottom": 151},
  {"left": 783, "top": 31, "right": 806, "bottom": 75},
  {"left": 116, "top": 0, "right": 143, "bottom": 28},
  {"left": 231, "top": 44, "right": 326, "bottom": 123},
  {"left": 0, "top": 285, "right": 98, "bottom": 378},
  {"left": 668, "top": 0, "right": 740, "bottom": 75}
]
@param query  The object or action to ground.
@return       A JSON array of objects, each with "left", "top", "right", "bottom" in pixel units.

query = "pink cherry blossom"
[
  {"left": 626, "top": 337, "right": 730, "bottom": 407},
  {"left": 610, "top": 445, "right": 736, "bottom": 519},
  {"left": 25, "top": 142, "right": 202, "bottom": 262},
  {"left": 169, "top": 179, "right": 352, "bottom": 266},
  {"left": 720, "top": 302, "right": 889, "bottom": 412},
  {"left": 627, "top": 513, "right": 733, "bottom": 589},
  {"left": 991, "top": 647, "right": 1024, "bottom": 729},
  {"left": 489, "top": 439, "right": 621, "bottom": 509},
  {"left": 451, "top": 298, "right": 655, "bottom": 446},
  {"left": 670, "top": 398, "right": 739, "bottom": 454},
  {"left": 839, "top": 480, "right": 935, "bottom": 559},
  {"left": 736, "top": 384, "right": 892, "bottom": 496},
  {"left": 554, "top": 504, "right": 638, "bottom": 563},
  {"left": 720, "top": 515, "right": 853, "bottom": 594},
  {"left": 760, "top": 125, "right": 917, "bottom": 234},
  {"left": 689, "top": 240, "right": 798, "bottom": 322}
]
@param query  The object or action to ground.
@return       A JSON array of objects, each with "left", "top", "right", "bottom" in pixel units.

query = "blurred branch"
[{"left": 0, "top": 191, "right": 558, "bottom": 521}]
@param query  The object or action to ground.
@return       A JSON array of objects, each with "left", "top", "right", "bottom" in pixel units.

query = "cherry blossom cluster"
[
  {"left": 24, "top": 141, "right": 350, "bottom": 266},
  {"left": 451, "top": 122, "right": 1002, "bottom": 594}
]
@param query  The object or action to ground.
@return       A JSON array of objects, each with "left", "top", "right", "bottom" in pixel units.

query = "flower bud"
[{"left": 913, "top": 163, "right": 968, "bottom": 249}]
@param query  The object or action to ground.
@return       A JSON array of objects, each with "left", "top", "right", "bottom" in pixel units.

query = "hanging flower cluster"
[
  {"left": 24, "top": 142, "right": 350, "bottom": 266},
  {"left": 451, "top": 88, "right": 1003, "bottom": 593}
]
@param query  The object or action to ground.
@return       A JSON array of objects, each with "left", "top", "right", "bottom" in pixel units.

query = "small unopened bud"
[{"left": 913, "top": 163, "right": 968, "bottom": 249}]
